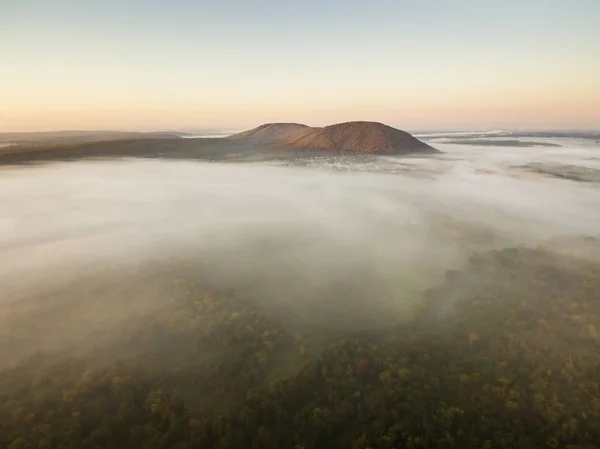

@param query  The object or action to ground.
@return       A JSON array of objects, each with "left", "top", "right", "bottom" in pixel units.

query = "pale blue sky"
[{"left": 1, "top": 0, "right": 599, "bottom": 131}]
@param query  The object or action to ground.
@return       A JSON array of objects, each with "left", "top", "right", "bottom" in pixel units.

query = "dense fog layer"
[{"left": 0, "top": 141, "right": 599, "bottom": 366}]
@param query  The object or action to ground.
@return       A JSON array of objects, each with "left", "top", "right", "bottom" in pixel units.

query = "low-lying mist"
[{"left": 1, "top": 144, "right": 599, "bottom": 367}]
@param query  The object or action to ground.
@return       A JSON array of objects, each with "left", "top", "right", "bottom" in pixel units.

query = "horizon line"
[{"left": 2, "top": 124, "right": 600, "bottom": 135}]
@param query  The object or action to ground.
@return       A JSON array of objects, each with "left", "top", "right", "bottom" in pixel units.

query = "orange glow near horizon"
[
  {"left": 2, "top": 67, "right": 599, "bottom": 132},
  {"left": 2, "top": 93, "right": 598, "bottom": 133}
]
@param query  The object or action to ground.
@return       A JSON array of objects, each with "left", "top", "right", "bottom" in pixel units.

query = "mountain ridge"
[{"left": 229, "top": 121, "right": 438, "bottom": 154}]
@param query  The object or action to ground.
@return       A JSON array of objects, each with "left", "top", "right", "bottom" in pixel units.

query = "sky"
[{"left": 1, "top": 0, "right": 599, "bottom": 132}]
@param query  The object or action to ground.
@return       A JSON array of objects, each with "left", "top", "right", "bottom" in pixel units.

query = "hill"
[
  {"left": 228, "top": 123, "right": 316, "bottom": 144},
  {"left": 0, "top": 121, "right": 439, "bottom": 165},
  {"left": 283, "top": 121, "right": 438, "bottom": 154},
  {"left": 0, "top": 130, "right": 181, "bottom": 146}
]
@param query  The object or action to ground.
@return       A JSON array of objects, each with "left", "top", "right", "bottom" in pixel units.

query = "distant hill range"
[
  {"left": 229, "top": 121, "right": 438, "bottom": 154},
  {"left": 0, "top": 130, "right": 180, "bottom": 146}
]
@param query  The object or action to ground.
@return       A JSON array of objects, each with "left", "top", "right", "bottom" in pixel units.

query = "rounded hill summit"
[{"left": 229, "top": 121, "right": 437, "bottom": 154}]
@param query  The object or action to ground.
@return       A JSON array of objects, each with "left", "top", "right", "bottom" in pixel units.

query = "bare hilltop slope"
[
  {"left": 285, "top": 121, "right": 438, "bottom": 154},
  {"left": 230, "top": 121, "right": 438, "bottom": 154},
  {"left": 228, "top": 123, "right": 316, "bottom": 143}
]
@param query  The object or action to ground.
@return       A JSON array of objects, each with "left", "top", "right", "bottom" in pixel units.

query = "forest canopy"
[{"left": 1, "top": 239, "right": 599, "bottom": 449}]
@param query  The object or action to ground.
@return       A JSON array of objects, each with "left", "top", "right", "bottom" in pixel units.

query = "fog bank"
[{"left": 1, "top": 144, "right": 599, "bottom": 365}]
